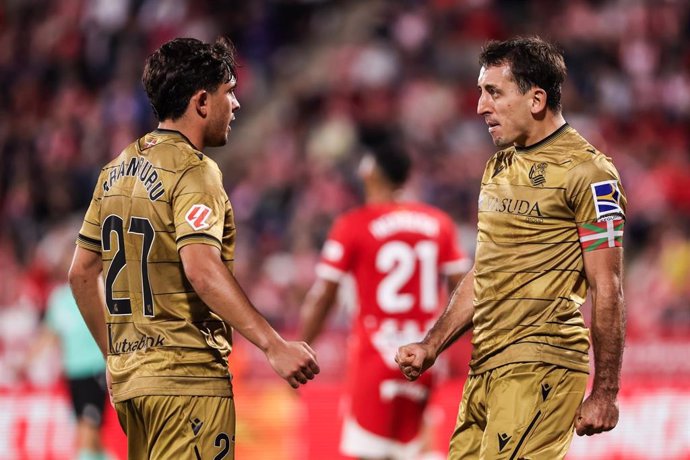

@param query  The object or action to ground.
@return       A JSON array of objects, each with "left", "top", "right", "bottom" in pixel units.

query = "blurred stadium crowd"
[{"left": 1, "top": 0, "right": 689, "bottom": 392}]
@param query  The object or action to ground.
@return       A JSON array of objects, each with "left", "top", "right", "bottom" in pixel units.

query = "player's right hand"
[
  {"left": 266, "top": 340, "right": 320, "bottom": 389},
  {"left": 395, "top": 342, "right": 437, "bottom": 381}
]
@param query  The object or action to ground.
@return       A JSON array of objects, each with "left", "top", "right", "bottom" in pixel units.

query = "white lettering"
[{"left": 369, "top": 211, "right": 440, "bottom": 240}]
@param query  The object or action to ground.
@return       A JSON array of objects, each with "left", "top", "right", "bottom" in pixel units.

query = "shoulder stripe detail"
[
  {"left": 316, "top": 263, "right": 346, "bottom": 282},
  {"left": 175, "top": 192, "right": 222, "bottom": 198},
  {"left": 103, "top": 195, "right": 170, "bottom": 204},
  {"left": 104, "top": 163, "right": 177, "bottom": 174}
]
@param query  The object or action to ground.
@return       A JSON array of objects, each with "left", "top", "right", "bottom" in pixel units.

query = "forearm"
[
  {"left": 70, "top": 274, "right": 109, "bottom": 357},
  {"left": 590, "top": 286, "right": 626, "bottom": 396},
  {"left": 299, "top": 279, "right": 338, "bottom": 344},
  {"left": 423, "top": 270, "right": 474, "bottom": 356},
  {"left": 189, "top": 264, "right": 283, "bottom": 353}
]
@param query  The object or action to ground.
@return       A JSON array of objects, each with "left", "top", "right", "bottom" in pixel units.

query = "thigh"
[
  {"left": 114, "top": 399, "right": 147, "bottom": 459},
  {"left": 448, "top": 375, "right": 486, "bottom": 460},
  {"left": 482, "top": 362, "right": 587, "bottom": 460},
  {"left": 121, "top": 395, "right": 236, "bottom": 460}
]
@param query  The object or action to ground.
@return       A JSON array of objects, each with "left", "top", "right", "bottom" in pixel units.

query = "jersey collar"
[{"left": 514, "top": 123, "right": 570, "bottom": 154}]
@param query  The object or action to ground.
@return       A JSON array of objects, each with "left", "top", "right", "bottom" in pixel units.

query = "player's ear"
[
  {"left": 530, "top": 87, "right": 547, "bottom": 114},
  {"left": 193, "top": 90, "right": 209, "bottom": 118}
]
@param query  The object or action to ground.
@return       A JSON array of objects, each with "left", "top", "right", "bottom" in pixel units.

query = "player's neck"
[
  {"left": 518, "top": 112, "right": 567, "bottom": 148},
  {"left": 365, "top": 184, "right": 398, "bottom": 204},
  {"left": 157, "top": 119, "right": 204, "bottom": 151}
]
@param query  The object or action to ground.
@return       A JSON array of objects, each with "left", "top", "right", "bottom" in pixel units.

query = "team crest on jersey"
[
  {"left": 529, "top": 162, "right": 548, "bottom": 186},
  {"left": 185, "top": 204, "right": 211, "bottom": 230},
  {"left": 591, "top": 180, "right": 623, "bottom": 220}
]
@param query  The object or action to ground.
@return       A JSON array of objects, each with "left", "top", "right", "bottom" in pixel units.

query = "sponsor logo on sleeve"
[
  {"left": 185, "top": 204, "right": 211, "bottom": 231},
  {"left": 591, "top": 180, "right": 623, "bottom": 220}
]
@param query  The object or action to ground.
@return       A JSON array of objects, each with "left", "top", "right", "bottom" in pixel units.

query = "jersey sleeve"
[
  {"left": 315, "top": 215, "right": 356, "bottom": 283},
  {"left": 172, "top": 162, "right": 228, "bottom": 252},
  {"left": 438, "top": 214, "right": 471, "bottom": 275},
  {"left": 568, "top": 155, "right": 627, "bottom": 252},
  {"left": 76, "top": 170, "right": 106, "bottom": 253}
]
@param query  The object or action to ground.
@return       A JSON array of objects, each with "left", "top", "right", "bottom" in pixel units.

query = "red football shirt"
[{"left": 317, "top": 202, "right": 470, "bottom": 370}]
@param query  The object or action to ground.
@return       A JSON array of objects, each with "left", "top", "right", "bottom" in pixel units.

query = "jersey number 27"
[{"left": 102, "top": 214, "right": 155, "bottom": 317}]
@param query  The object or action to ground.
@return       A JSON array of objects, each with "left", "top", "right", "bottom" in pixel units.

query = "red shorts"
[{"left": 340, "top": 351, "right": 434, "bottom": 459}]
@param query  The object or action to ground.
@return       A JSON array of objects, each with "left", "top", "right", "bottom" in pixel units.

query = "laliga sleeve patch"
[
  {"left": 185, "top": 204, "right": 212, "bottom": 230},
  {"left": 591, "top": 180, "right": 623, "bottom": 221},
  {"left": 577, "top": 219, "right": 624, "bottom": 252}
]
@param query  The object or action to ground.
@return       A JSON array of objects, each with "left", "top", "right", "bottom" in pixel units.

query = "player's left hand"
[{"left": 574, "top": 392, "right": 619, "bottom": 436}]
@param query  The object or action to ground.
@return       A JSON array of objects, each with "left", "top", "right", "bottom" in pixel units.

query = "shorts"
[
  {"left": 115, "top": 394, "right": 235, "bottom": 460},
  {"left": 67, "top": 373, "right": 107, "bottom": 427},
  {"left": 449, "top": 362, "right": 587, "bottom": 460},
  {"left": 340, "top": 355, "right": 433, "bottom": 460}
]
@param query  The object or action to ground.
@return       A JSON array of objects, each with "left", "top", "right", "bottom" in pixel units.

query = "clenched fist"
[{"left": 395, "top": 342, "right": 437, "bottom": 381}]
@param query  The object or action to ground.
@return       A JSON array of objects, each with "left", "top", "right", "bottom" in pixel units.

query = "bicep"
[
  {"left": 69, "top": 246, "right": 103, "bottom": 279},
  {"left": 179, "top": 243, "right": 223, "bottom": 275},
  {"left": 582, "top": 247, "right": 623, "bottom": 293}
]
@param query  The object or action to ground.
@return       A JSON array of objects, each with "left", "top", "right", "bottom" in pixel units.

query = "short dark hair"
[
  {"left": 479, "top": 36, "right": 566, "bottom": 112},
  {"left": 142, "top": 37, "right": 237, "bottom": 121},
  {"left": 371, "top": 142, "right": 411, "bottom": 187}
]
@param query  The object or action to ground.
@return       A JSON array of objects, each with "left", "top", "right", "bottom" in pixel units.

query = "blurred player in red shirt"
[{"left": 299, "top": 141, "right": 470, "bottom": 459}]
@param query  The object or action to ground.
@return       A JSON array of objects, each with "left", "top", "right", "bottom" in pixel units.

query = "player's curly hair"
[
  {"left": 479, "top": 36, "right": 566, "bottom": 112},
  {"left": 142, "top": 37, "right": 237, "bottom": 121}
]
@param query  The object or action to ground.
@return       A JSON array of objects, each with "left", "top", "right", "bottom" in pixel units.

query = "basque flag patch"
[{"left": 578, "top": 219, "right": 624, "bottom": 252}]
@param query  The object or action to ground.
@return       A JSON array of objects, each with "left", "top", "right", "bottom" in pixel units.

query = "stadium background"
[{"left": 0, "top": 0, "right": 689, "bottom": 458}]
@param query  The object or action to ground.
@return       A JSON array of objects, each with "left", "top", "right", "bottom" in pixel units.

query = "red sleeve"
[
  {"left": 315, "top": 214, "right": 357, "bottom": 282},
  {"left": 437, "top": 213, "right": 471, "bottom": 275}
]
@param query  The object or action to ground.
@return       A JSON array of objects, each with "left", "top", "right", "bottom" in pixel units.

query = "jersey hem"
[
  {"left": 469, "top": 342, "right": 590, "bottom": 375},
  {"left": 112, "top": 379, "right": 233, "bottom": 403}
]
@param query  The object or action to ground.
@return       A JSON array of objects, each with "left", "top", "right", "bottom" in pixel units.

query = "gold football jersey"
[
  {"left": 471, "top": 124, "right": 627, "bottom": 375},
  {"left": 77, "top": 129, "right": 235, "bottom": 402}
]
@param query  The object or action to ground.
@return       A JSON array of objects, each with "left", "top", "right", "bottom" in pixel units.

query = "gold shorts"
[
  {"left": 449, "top": 362, "right": 587, "bottom": 460},
  {"left": 115, "top": 394, "right": 235, "bottom": 460}
]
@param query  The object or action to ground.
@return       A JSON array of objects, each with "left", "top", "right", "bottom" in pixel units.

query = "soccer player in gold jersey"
[
  {"left": 396, "top": 37, "right": 626, "bottom": 459},
  {"left": 68, "top": 37, "right": 319, "bottom": 460}
]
